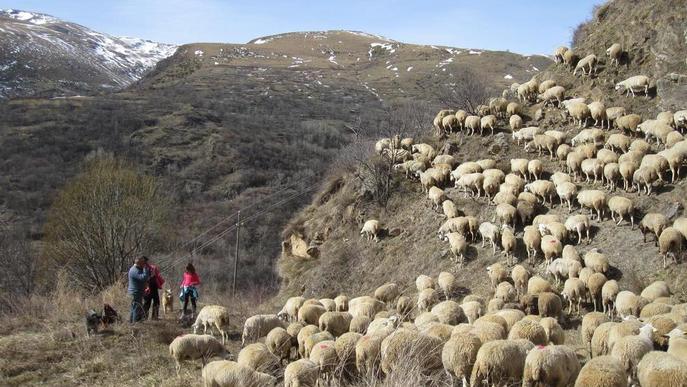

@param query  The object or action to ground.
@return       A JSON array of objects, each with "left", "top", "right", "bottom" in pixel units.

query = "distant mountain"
[{"left": 0, "top": 9, "right": 177, "bottom": 98}]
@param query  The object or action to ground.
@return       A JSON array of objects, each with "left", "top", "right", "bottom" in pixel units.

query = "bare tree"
[
  {"left": 0, "top": 223, "right": 36, "bottom": 297},
  {"left": 43, "top": 154, "right": 171, "bottom": 291},
  {"left": 435, "top": 65, "right": 490, "bottom": 114}
]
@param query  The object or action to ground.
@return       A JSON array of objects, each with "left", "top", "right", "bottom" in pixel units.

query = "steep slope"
[
  {"left": 0, "top": 29, "right": 549, "bottom": 293},
  {"left": 277, "top": 0, "right": 687, "bottom": 304},
  {"left": 0, "top": 9, "right": 176, "bottom": 98}
]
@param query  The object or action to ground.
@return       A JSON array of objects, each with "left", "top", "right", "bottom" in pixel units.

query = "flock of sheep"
[{"left": 164, "top": 40, "right": 687, "bottom": 386}]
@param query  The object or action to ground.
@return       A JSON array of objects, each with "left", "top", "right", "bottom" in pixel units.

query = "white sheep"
[
  {"left": 202, "top": 360, "right": 276, "bottom": 387},
  {"left": 242, "top": 315, "right": 286, "bottom": 347},
  {"left": 589, "top": 101, "right": 609, "bottom": 128},
  {"left": 674, "top": 110, "right": 687, "bottom": 131},
  {"left": 512, "top": 126, "right": 544, "bottom": 145},
  {"left": 170, "top": 334, "right": 230, "bottom": 373},
  {"left": 607, "top": 43, "right": 623, "bottom": 66},
  {"left": 523, "top": 225, "right": 542, "bottom": 264},
  {"left": 610, "top": 323, "right": 655, "bottom": 384},
  {"left": 360, "top": 219, "right": 381, "bottom": 242},
  {"left": 428, "top": 186, "right": 446, "bottom": 210},
  {"left": 522, "top": 345, "right": 580, "bottom": 387},
  {"left": 538, "top": 85, "right": 565, "bottom": 107},
  {"left": 501, "top": 225, "right": 517, "bottom": 265},
  {"left": 554, "top": 46, "right": 568, "bottom": 63},
  {"left": 608, "top": 196, "right": 635, "bottom": 227},
  {"left": 380, "top": 329, "right": 443, "bottom": 376},
  {"left": 284, "top": 359, "right": 319, "bottom": 387},
  {"left": 615, "top": 75, "right": 650, "bottom": 98},
  {"left": 577, "top": 190, "right": 607, "bottom": 220},
  {"left": 565, "top": 214, "right": 591, "bottom": 244},
  {"left": 193, "top": 305, "right": 231, "bottom": 345},
  {"left": 480, "top": 115, "right": 497, "bottom": 136},
  {"left": 442, "top": 332, "right": 482, "bottom": 387},
  {"left": 479, "top": 222, "right": 500, "bottom": 254},
  {"left": 574, "top": 54, "right": 597, "bottom": 76},
  {"left": 524, "top": 180, "right": 556, "bottom": 205},
  {"left": 525, "top": 135, "right": 557, "bottom": 160},
  {"left": 446, "top": 232, "right": 468, "bottom": 265},
  {"left": 470, "top": 339, "right": 534, "bottom": 386},
  {"left": 456, "top": 173, "right": 484, "bottom": 198},
  {"left": 637, "top": 351, "right": 687, "bottom": 387},
  {"left": 659, "top": 227, "right": 682, "bottom": 268},
  {"left": 607, "top": 107, "right": 627, "bottom": 128},
  {"left": 581, "top": 158, "right": 604, "bottom": 184},
  {"left": 557, "top": 182, "right": 578, "bottom": 212},
  {"left": 575, "top": 356, "right": 627, "bottom": 386}
]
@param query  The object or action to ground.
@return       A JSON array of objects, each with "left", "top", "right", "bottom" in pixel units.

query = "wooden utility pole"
[{"left": 232, "top": 211, "right": 240, "bottom": 297}]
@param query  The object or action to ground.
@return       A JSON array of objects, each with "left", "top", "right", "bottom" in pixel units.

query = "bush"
[{"left": 43, "top": 154, "right": 171, "bottom": 291}]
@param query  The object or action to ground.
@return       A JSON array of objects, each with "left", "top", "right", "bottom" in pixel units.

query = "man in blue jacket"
[{"left": 128, "top": 256, "right": 150, "bottom": 323}]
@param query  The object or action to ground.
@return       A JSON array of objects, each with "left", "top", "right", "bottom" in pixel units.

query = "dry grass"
[{"left": 0, "top": 273, "right": 268, "bottom": 386}]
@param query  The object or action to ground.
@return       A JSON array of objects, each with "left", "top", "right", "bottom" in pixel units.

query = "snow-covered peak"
[{"left": 1, "top": 9, "right": 58, "bottom": 25}]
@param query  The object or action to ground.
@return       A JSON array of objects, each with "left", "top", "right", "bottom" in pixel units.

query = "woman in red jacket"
[{"left": 179, "top": 262, "right": 201, "bottom": 318}]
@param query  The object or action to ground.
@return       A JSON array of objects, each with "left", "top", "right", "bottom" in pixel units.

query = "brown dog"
[{"left": 162, "top": 289, "right": 174, "bottom": 316}]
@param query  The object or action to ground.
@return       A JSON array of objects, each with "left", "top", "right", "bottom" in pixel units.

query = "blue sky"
[{"left": 0, "top": 0, "right": 604, "bottom": 54}]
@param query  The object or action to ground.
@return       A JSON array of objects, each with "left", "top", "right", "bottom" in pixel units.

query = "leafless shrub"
[{"left": 434, "top": 66, "right": 489, "bottom": 114}]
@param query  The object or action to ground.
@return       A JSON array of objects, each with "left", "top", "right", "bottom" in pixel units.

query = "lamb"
[
  {"left": 574, "top": 356, "right": 627, "bottom": 387},
  {"left": 615, "top": 75, "right": 650, "bottom": 98},
  {"left": 446, "top": 232, "right": 468, "bottom": 265},
  {"left": 608, "top": 196, "right": 635, "bottom": 227},
  {"left": 380, "top": 329, "right": 443, "bottom": 376},
  {"left": 589, "top": 101, "right": 609, "bottom": 128},
  {"left": 524, "top": 180, "right": 556, "bottom": 205},
  {"left": 574, "top": 54, "right": 597, "bottom": 76},
  {"left": 243, "top": 315, "right": 286, "bottom": 346},
  {"left": 603, "top": 280, "right": 620, "bottom": 318},
  {"left": 193, "top": 305, "right": 231, "bottom": 344},
  {"left": 523, "top": 225, "right": 541, "bottom": 263},
  {"left": 567, "top": 102, "right": 591, "bottom": 128},
  {"left": 265, "top": 327, "right": 292, "bottom": 363},
  {"left": 202, "top": 360, "right": 276, "bottom": 387},
  {"left": 616, "top": 114, "right": 643, "bottom": 133},
  {"left": 284, "top": 359, "right": 319, "bottom": 387},
  {"left": 522, "top": 345, "right": 580, "bottom": 387},
  {"left": 360, "top": 219, "right": 381, "bottom": 242},
  {"left": 610, "top": 323, "right": 655, "bottom": 384},
  {"left": 577, "top": 190, "right": 607, "bottom": 220},
  {"left": 442, "top": 332, "right": 482, "bottom": 387},
  {"left": 637, "top": 351, "right": 687, "bottom": 387},
  {"left": 659, "top": 227, "right": 683, "bottom": 268},
  {"left": 640, "top": 213, "right": 669, "bottom": 244},
  {"left": 470, "top": 339, "right": 534, "bottom": 387},
  {"left": 479, "top": 222, "right": 501, "bottom": 255},
  {"left": 501, "top": 225, "right": 517, "bottom": 265},
  {"left": 170, "top": 334, "right": 230, "bottom": 373},
  {"left": 607, "top": 43, "right": 623, "bottom": 66},
  {"left": 238, "top": 343, "right": 280, "bottom": 376}
]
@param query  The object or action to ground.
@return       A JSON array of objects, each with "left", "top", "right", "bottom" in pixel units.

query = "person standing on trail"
[
  {"left": 128, "top": 256, "right": 150, "bottom": 323},
  {"left": 179, "top": 262, "right": 201, "bottom": 319},
  {"left": 142, "top": 256, "right": 164, "bottom": 320}
]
